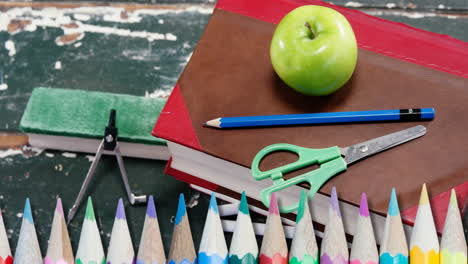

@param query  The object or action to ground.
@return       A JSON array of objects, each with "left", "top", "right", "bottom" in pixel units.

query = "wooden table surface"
[{"left": 0, "top": 0, "right": 466, "bottom": 255}]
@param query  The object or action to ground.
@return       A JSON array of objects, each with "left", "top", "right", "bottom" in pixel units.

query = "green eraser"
[{"left": 20, "top": 87, "right": 168, "bottom": 159}]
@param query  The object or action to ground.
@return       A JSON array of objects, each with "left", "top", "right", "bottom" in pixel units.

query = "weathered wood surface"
[{"left": 0, "top": 0, "right": 466, "bottom": 255}]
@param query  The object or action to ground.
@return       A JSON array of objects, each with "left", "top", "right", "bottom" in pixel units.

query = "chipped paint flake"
[
  {"left": 103, "top": 10, "right": 142, "bottom": 23},
  {"left": 5, "top": 40, "right": 16, "bottom": 56},
  {"left": 0, "top": 148, "right": 22, "bottom": 158},
  {"left": 145, "top": 89, "right": 172, "bottom": 98},
  {"left": 386, "top": 3, "right": 396, "bottom": 8},
  {"left": 55, "top": 32, "right": 84, "bottom": 46},
  {"left": 0, "top": 6, "right": 202, "bottom": 44},
  {"left": 345, "top": 1, "right": 364, "bottom": 7},
  {"left": 165, "top": 33, "right": 177, "bottom": 41},
  {"left": 365, "top": 10, "right": 436, "bottom": 19},
  {"left": 61, "top": 152, "right": 77, "bottom": 158},
  {"left": 133, "top": 6, "right": 214, "bottom": 16},
  {"left": 73, "top": 13, "right": 91, "bottom": 21},
  {"left": 54, "top": 61, "right": 62, "bottom": 70},
  {"left": 0, "top": 84, "right": 7, "bottom": 91}
]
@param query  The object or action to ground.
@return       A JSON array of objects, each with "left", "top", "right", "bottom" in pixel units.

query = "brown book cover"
[{"left": 154, "top": 0, "right": 468, "bottom": 232}]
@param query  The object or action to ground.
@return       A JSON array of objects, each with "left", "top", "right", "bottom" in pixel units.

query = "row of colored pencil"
[
  {"left": 0, "top": 196, "right": 165, "bottom": 264},
  {"left": 0, "top": 185, "right": 466, "bottom": 264}
]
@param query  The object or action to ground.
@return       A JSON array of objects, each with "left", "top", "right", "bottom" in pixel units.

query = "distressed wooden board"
[
  {"left": 0, "top": 0, "right": 466, "bottom": 256},
  {"left": 0, "top": 2, "right": 214, "bottom": 255},
  {"left": 0, "top": 3, "right": 213, "bottom": 130},
  {"left": 369, "top": 12, "right": 468, "bottom": 41}
]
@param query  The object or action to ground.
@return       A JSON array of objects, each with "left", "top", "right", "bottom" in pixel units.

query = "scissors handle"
[
  {"left": 252, "top": 143, "right": 342, "bottom": 180},
  {"left": 260, "top": 158, "right": 347, "bottom": 213},
  {"left": 251, "top": 143, "right": 346, "bottom": 213}
]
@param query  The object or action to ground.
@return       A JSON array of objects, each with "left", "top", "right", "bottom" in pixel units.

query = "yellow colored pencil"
[{"left": 410, "top": 184, "right": 439, "bottom": 264}]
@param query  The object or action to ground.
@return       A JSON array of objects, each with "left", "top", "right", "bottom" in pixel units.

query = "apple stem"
[{"left": 305, "top": 22, "right": 315, "bottom": 39}]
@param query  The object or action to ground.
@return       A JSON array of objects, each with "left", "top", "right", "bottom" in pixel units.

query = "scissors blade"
[{"left": 341, "top": 125, "right": 426, "bottom": 165}]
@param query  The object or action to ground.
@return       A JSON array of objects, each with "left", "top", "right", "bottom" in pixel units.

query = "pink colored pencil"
[
  {"left": 350, "top": 193, "right": 378, "bottom": 264},
  {"left": 44, "top": 198, "right": 74, "bottom": 264},
  {"left": 259, "top": 193, "right": 288, "bottom": 264}
]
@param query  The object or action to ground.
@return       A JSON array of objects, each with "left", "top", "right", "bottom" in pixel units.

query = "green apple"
[{"left": 270, "top": 5, "right": 358, "bottom": 96}]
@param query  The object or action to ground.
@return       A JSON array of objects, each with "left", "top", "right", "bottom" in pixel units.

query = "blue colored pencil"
[
  {"left": 380, "top": 189, "right": 408, "bottom": 264},
  {"left": 14, "top": 198, "right": 42, "bottom": 264},
  {"left": 198, "top": 193, "right": 228, "bottom": 264},
  {"left": 167, "top": 194, "right": 197, "bottom": 264},
  {"left": 204, "top": 108, "right": 435, "bottom": 128}
]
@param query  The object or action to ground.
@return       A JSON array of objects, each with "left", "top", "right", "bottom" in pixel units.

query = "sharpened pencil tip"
[
  {"left": 147, "top": 195, "right": 157, "bottom": 218},
  {"left": 24, "top": 198, "right": 34, "bottom": 224},
  {"left": 116, "top": 198, "right": 126, "bottom": 220},
  {"left": 359, "top": 193, "right": 370, "bottom": 217},
  {"left": 330, "top": 187, "right": 341, "bottom": 217},
  {"left": 449, "top": 189, "right": 458, "bottom": 206},
  {"left": 175, "top": 194, "right": 186, "bottom": 225},
  {"left": 297, "top": 190, "right": 307, "bottom": 223},
  {"left": 85, "top": 197, "right": 96, "bottom": 221},
  {"left": 209, "top": 193, "right": 219, "bottom": 214},
  {"left": 388, "top": 188, "right": 400, "bottom": 216},
  {"left": 269, "top": 193, "right": 279, "bottom": 215},
  {"left": 205, "top": 118, "right": 221, "bottom": 128},
  {"left": 419, "top": 184, "right": 429, "bottom": 205},
  {"left": 239, "top": 192, "right": 249, "bottom": 215},
  {"left": 56, "top": 198, "right": 64, "bottom": 216}
]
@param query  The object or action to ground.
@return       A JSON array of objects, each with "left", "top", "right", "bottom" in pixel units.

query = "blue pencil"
[
  {"left": 198, "top": 193, "right": 228, "bottom": 264},
  {"left": 167, "top": 194, "right": 197, "bottom": 264},
  {"left": 204, "top": 108, "right": 435, "bottom": 128}
]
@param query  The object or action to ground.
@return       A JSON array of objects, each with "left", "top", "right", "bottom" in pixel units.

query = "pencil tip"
[
  {"left": 175, "top": 194, "right": 186, "bottom": 225},
  {"left": 24, "top": 198, "right": 34, "bottom": 224},
  {"left": 330, "top": 187, "right": 341, "bottom": 217},
  {"left": 239, "top": 192, "right": 249, "bottom": 215},
  {"left": 85, "top": 197, "right": 95, "bottom": 221},
  {"left": 205, "top": 118, "right": 221, "bottom": 128},
  {"left": 116, "top": 198, "right": 126, "bottom": 220},
  {"left": 297, "top": 190, "right": 307, "bottom": 222},
  {"left": 269, "top": 193, "right": 279, "bottom": 215},
  {"left": 147, "top": 195, "right": 157, "bottom": 218},
  {"left": 449, "top": 189, "right": 458, "bottom": 206},
  {"left": 419, "top": 184, "right": 429, "bottom": 205},
  {"left": 388, "top": 188, "right": 400, "bottom": 216},
  {"left": 209, "top": 193, "right": 219, "bottom": 214},
  {"left": 56, "top": 198, "right": 64, "bottom": 216},
  {"left": 359, "top": 193, "right": 370, "bottom": 217}
]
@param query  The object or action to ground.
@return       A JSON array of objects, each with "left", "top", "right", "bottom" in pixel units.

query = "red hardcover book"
[{"left": 153, "top": 0, "right": 468, "bottom": 243}]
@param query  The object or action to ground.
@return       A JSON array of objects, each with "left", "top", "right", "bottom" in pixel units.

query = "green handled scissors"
[{"left": 251, "top": 125, "right": 426, "bottom": 213}]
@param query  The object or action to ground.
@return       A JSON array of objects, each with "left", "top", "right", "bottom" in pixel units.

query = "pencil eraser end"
[{"left": 421, "top": 108, "right": 435, "bottom": 119}]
